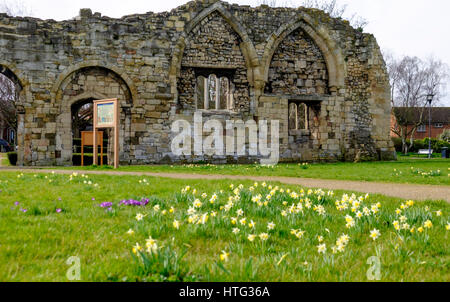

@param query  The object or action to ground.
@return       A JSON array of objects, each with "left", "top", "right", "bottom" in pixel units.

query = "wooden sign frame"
[
  {"left": 93, "top": 99, "right": 119, "bottom": 169},
  {"left": 81, "top": 131, "right": 104, "bottom": 167}
]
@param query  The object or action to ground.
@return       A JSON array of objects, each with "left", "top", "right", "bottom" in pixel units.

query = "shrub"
[
  {"left": 392, "top": 137, "right": 450, "bottom": 153},
  {"left": 439, "top": 129, "right": 450, "bottom": 142},
  {"left": 391, "top": 138, "right": 403, "bottom": 152},
  {"left": 7, "top": 152, "right": 17, "bottom": 166},
  {"left": 411, "top": 138, "right": 450, "bottom": 153}
]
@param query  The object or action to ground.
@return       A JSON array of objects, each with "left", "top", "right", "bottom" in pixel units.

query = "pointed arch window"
[{"left": 194, "top": 70, "right": 234, "bottom": 110}]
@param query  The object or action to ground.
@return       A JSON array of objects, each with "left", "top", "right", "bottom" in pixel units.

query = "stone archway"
[
  {"left": 54, "top": 67, "right": 133, "bottom": 166},
  {"left": 261, "top": 15, "right": 346, "bottom": 91},
  {"left": 169, "top": 2, "right": 263, "bottom": 111},
  {"left": 0, "top": 64, "right": 26, "bottom": 164}
]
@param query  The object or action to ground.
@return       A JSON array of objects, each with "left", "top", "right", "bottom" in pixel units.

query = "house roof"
[{"left": 393, "top": 107, "right": 450, "bottom": 125}]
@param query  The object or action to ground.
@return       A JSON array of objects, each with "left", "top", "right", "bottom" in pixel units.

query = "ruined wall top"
[{"left": 0, "top": 0, "right": 377, "bottom": 55}]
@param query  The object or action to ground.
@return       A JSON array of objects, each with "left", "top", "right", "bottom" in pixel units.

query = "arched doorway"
[
  {"left": 71, "top": 98, "right": 108, "bottom": 166},
  {"left": 0, "top": 67, "right": 21, "bottom": 154},
  {"left": 55, "top": 66, "right": 133, "bottom": 166}
]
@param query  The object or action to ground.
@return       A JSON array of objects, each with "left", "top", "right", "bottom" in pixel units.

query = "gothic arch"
[
  {"left": 169, "top": 2, "right": 263, "bottom": 99},
  {"left": 262, "top": 13, "right": 346, "bottom": 90},
  {"left": 54, "top": 66, "right": 134, "bottom": 165},
  {"left": 51, "top": 60, "right": 138, "bottom": 103},
  {"left": 0, "top": 61, "right": 33, "bottom": 107},
  {"left": 0, "top": 61, "right": 33, "bottom": 166}
]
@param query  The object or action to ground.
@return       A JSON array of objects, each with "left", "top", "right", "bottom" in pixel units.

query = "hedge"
[
  {"left": 7, "top": 152, "right": 17, "bottom": 166},
  {"left": 392, "top": 138, "right": 450, "bottom": 153}
]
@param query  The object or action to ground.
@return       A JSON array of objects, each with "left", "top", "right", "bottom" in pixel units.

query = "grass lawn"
[
  {"left": 0, "top": 171, "right": 448, "bottom": 282},
  {"left": 53, "top": 157, "right": 450, "bottom": 186},
  {"left": 0, "top": 153, "right": 10, "bottom": 167}
]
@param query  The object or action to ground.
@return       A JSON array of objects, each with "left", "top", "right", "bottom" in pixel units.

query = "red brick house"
[{"left": 391, "top": 107, "right": 450, "bottom": 140}]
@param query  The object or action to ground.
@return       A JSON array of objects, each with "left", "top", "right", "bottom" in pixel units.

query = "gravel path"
[{"left": 1, "top": 167, "right": 449, "bottom": 202}]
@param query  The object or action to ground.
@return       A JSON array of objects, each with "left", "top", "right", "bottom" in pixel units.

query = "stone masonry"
[{"left": 0, "top": 0, "right": 396, "bottom": 166}]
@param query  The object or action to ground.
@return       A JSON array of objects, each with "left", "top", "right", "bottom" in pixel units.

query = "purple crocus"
[
  {"left": 20, "top": 208, "right": 28, "bottom": 213},
  {"left": 14, "top": 201, "right": 20, "bottom": 206},
  {"left": 119, "top": 198, "right": 149, "bottom": 207},
  {"left": 56, "top": 208, "right": 62, "bottom": 213},
  {"left": 99, "top": 202, "right": 113, "bottom": 208}
]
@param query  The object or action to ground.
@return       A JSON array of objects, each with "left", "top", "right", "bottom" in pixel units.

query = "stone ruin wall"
[{"left": 0, "top": 0, "right": 396, "bottom": 166}]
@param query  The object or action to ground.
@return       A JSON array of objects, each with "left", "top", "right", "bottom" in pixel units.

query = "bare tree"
[
  {"left": 0, "top": 73, "right": 17, "bottom": 143},
  {"left": 0, "top": 0, "right": 33, "bottom": 17},
  {"left": 382, "top": 49, "right": 400, "bottom": 108},
  {"left": 388, "top": 55, "right": 449, "bottom": 153},
  {"left": 258, "top": 0, "right": 368, "bottom": 30}
]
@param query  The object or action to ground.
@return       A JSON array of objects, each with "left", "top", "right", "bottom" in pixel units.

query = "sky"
[{"left": 3, "top": 0, "right": 450, "bottom": 105}]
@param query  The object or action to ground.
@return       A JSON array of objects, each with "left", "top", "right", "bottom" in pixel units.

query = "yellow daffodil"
[
  {"left": 317, "top": 244, "right": 327, "bottom": 254},
  {"left": 259, "top": 233, "right": 269, "bottom": 241},
  {"left": 424, "top": 220, "right": 433, "bottom": 229},
  {"left": 220, "top": 250, "right": 230, "bottom": 262},
  {"left": 173, "top": 220, "right": 180, "bottom": 230},
  {"left": 248, "top": 220, "right": 256, "bottom": 229},
  {"left": 132, "top": 243, "right": 143, "bottom": 255},
  {"left": 248, "top": 234, "right": 256, "bottom": 242},
  {"left": 126, "top": 229, "right": 134, "bottom": 235},
  {"left": 369, "top": 229, "right": 380, "bottom": 241}
]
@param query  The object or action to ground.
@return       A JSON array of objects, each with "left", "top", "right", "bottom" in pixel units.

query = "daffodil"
[
  {"left": 193, "top": 199, "right": 202, "bottom": 208},
  {"left": 173, "top": 220, "right": 180, "bottom": 229},
  {"left": 248, "top": 220, "right": 256, "bottom": 229},
  {"left": 232, "top": 228, "right": 240, "bottom": 234},
  {"left": 267, "top": 222, "right": 276, "bottom": 230},
  {"left": 317, "top": 244, "right": 327, "bottom": 254},
  {"left": 424, "top": 220, "right": 433, "bottom": 229},
  {"left": 259, "top": 233, "right": 269, "bottom": 241},
  {"left": 145, "top": 236, "right": 158, "bottom": 254},
  {"left": 248, "top": 234, "right": 256, "bottom": 242},
  {"left": 220, "top": 250, "right": 230, "bottom": 262},
  {"left": 393, "top": 220, "right": 400, "bottom": 231},
  {"left": 132, "top": 243, "right": 143, "bottom": 255},
  {"left": 370, "top": 229, "right": 380, "bottom": 241},
  {"left": 446, "top": 223, "right": 450, "bottom": 231},
  {"left": 435, "top": 210, "right": 442, "bottom": 217},
  {"left": 136, "top": 213, "right": 145, "bottom": 221},
  {"left": 126, "top": 229, "right": 134, "bottom": 235}
]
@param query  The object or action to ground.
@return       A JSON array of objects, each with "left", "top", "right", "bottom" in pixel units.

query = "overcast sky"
[{"left": 4, "top": 0, "right": 450, "bottom": 105}]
